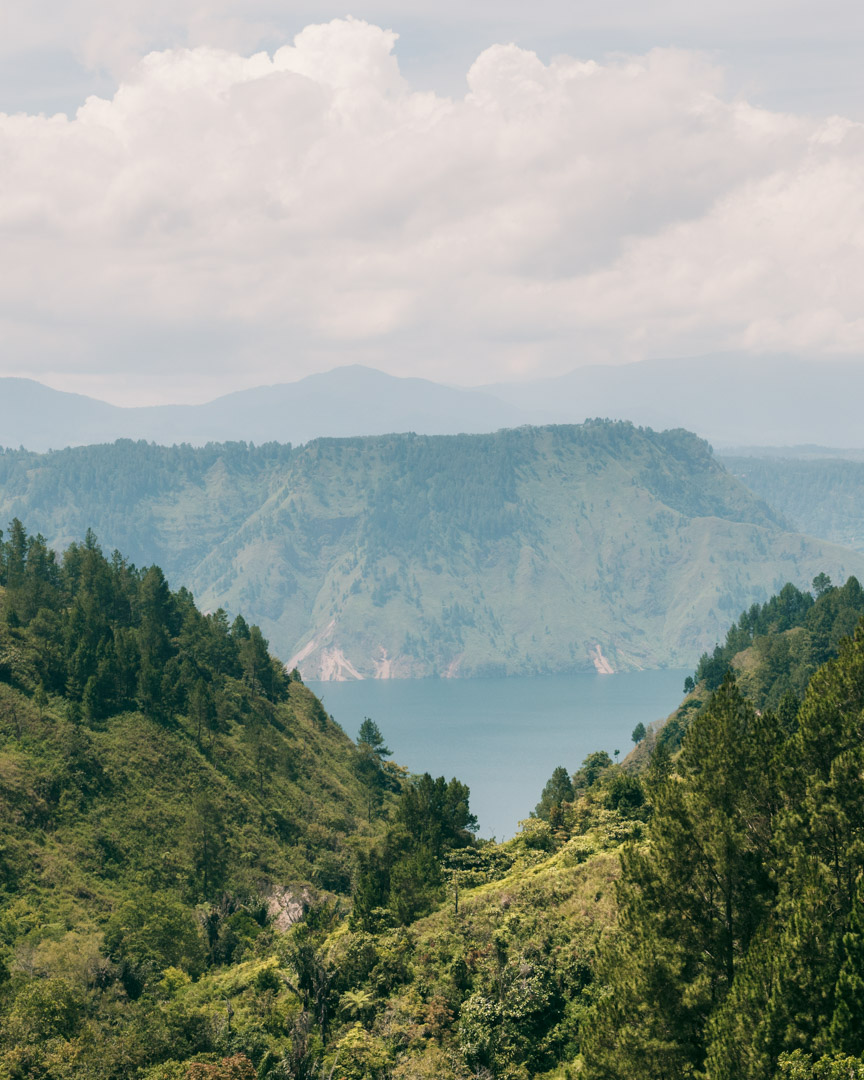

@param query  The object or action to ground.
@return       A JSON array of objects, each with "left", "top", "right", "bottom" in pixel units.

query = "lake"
[{"left": 308, "top": 669, "right": 687, "bottom": 839}]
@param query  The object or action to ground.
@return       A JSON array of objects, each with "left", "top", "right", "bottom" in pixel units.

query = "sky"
[{"left": 2, "top": 1, "right": 864, "bottom": 405}]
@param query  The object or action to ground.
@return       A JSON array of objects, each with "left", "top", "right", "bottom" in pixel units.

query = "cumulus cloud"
[{"left": 1, "top": 17, "right": 863, "bottom": 402}]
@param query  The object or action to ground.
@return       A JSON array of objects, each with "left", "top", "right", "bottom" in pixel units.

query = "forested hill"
[
  {"left": 576, "top": 585, "right": 864, "bottom": 1079},
  {"left": 632, "top": 573, "right": 864, "bottom": 763},
  {"left": 0, "top": 525, "right": 482, "bottom": 1078},
  {"left": 722, "top": 454, "right": 864, "bottom": 553},
  {"left": 5, "top": 529, "right": 864, "bottom": 1077},
  {"left": 1, "top": 422, "right": 864, "bottom": 678},
  {"left": 0, "top": 522, "right": 384, "bottom": 896}
]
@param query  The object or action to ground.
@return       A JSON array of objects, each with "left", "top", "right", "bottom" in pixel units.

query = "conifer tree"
[
  {"left": 829, "top": 880, "right": 864, "bottom": 1057},
  {"left": 583, "top": 676, "right": 783, "bottom": 1079},
  {"left": 534, "top": 766, "right": 574, "bottom": 820}
]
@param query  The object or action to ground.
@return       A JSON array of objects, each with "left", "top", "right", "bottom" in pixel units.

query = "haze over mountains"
[
  {"left": 4, "top": 353, "right": 864, "bottom": 451},
  {"left": 1, "top": 422, "right": 861, "bottom": 680},
  {"left": 0, "top": 369, "right": 541, "bottom": 452}
]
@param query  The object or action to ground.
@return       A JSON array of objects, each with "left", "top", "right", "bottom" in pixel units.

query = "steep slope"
[
  {"left": 0, "top": 527, "right": 490, "bottom": 1079},
  {"left": 2, "top": 423, "right": 864, "bottom": 678},
  {"left": 628, "top": 574, "right": 864, "bottom": 767},
  {"left": 0, "top": 533, "right": 387, "bottom": 908},
  {"left": 580, "top": 605, "right": 864, "bottom": 1079},
  {"left": 7, "top": 536, "right": 864, "bottom": 1078}
]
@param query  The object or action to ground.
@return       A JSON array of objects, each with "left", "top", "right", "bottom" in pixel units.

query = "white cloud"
[{"left": 1, "top": 17, "right": 864, "bottom": 403}]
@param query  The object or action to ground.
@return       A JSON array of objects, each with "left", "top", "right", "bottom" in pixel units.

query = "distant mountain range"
[
  {"left": 481, "top": 353, "right": 864, "bottom": 448},
  {"left": 0, "top": 368, "right": 542, "bottom": 452},
  {"left": 4, "top": 354, "right": 864, "bottom": 451},
  {"left": 0, "top": 422, "right": 861, "bottom": 679}
]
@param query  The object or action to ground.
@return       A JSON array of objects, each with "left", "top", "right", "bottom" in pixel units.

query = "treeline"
[
  {"left": 0, "top": 518, "right": 288, "bottom": 725},
  {"left": 691, "top": 574, "right": 864, "bottom": 705},
  {"left": 582, "top": 638, "right": 864, "bottom": 1078}
]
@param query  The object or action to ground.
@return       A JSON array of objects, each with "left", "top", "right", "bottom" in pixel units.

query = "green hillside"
[
  {"left": 722, "top": 455, "right": 864, "bottom": 553},
  {"left": 578, "top": 608, "right": 864, "bottom": 1078},
  {"left": 629, "top": 573, "right": 864, "bottom": 764},
  {"left": 0, "top": 523, "right": 623, "bottom": 1080},
  {"left": 0, "top": 523, "right": 392, "bottom": 910},
  {"left": 2, "top": 423, "right": 864, "bottom": 679},
  {"left": 4, "top": 528, "right": 864, "bottom": 1078}
]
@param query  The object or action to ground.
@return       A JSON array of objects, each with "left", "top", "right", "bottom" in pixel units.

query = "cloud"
[{"left": 1, "top": 17, "right": 863, "bottom": 403}]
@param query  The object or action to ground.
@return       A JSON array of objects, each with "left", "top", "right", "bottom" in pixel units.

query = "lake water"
[{"left": 308, "top": 669, "right": 687, "bottom": 840}]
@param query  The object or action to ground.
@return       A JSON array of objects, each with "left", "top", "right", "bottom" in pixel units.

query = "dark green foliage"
[
  {"left": 584, "top": 677, "right": 783, "bottom": 1078},
  {"left": 0, "top": 522, "right": 414, "bottom": 1079},
  {"left": 356, "top": 718, "right": 390, "bottom": 760},
  {"left": 659, "top": 576, "right": 864, "bottom": 757},
  {"left": 534, "top": 765, "right": 575, "bottom": 820},
  {"left": 631, "top": 721, "right": 647, "bottom": 743},
  {"left": 0, "top": 519, "right": 290, "bottom": 721},
  {"left": 830, "top": 882, "right": 864, "bottom": 1056},
  {"left": 574, "top": 750, "right": 613, "bottom": 790},
  {"left": 5, "top": 525, "right": 864, "bottom": 1079},
  {"left": 351, "top": 773, "right": 479, "bottom": 930},
  {"left": 604, "top": 770, "right": 645, "bottom": 815},
  {"left": 584, "top": 592, "right": 864, "bottom": 1080},
  {"left": 691, "top": 576, "right": 864, "bottom": 704},
  {"left": 353, "top": 719, "right": 397, "bottom": 824}
]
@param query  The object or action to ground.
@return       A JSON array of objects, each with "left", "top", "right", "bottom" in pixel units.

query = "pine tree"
[
  {"left": 582, "top": 676, "right": 783, "bottom": 1079},
  {"left": 357, "top": 718, "right": 390, "bottom": 760},
  {"left": 829, "top": 880, "right": 864, "bottom": 1057},
  {"left": 534, "top": 765, "right": 574, "bottom": 820}
]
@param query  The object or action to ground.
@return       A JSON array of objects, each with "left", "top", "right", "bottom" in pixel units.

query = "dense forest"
[
  {"left": 1, "top": 424, "right": 862, "bottom": 679},
  {"left": 2, "top": 520, "right": 864, "bottom": 1076},
  {"left": 579, "top": 589, "right": 864, "bottom": 1078}
]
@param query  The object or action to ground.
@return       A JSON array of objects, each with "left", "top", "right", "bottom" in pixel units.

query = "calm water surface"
[{"left": 309, "top": 670, "right": 687, "bottom": 839}]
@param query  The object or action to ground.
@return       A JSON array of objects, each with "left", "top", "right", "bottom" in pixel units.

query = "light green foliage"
[
  {"left": 4, "top": 529, "right": 864, "bottom": 1079},
  {"left": 0, "top": 524, "right": 404, "bottom": 1078},
  {"left": 776, "top": 1050, "right": 864, "bottom": 1079}
]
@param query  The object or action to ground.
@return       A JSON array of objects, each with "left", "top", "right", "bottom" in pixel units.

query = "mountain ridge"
[
  {"left": 7, "top": 354, "right": 864, "bottom": 451},
  {"left": 0, "top": 367, "right": 546, "bottom": 452},
  {"left": 1, "top": 421, "right": 861, "bottom": 680}
]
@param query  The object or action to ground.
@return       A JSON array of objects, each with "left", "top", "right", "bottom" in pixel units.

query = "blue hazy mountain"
[
  {"left": 482, "top": 353, "right": 864, "bottom": 448},
  {"left": 3, "top": 354, "right": 864, "bottom": 451},
  {"left": 0, "top": 367, "right": 542, "bottom": 451}
]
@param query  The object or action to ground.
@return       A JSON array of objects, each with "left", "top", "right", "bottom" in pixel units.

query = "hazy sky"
[{"left": 2, "top": 2, "right": 864, "bottom": 404}]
